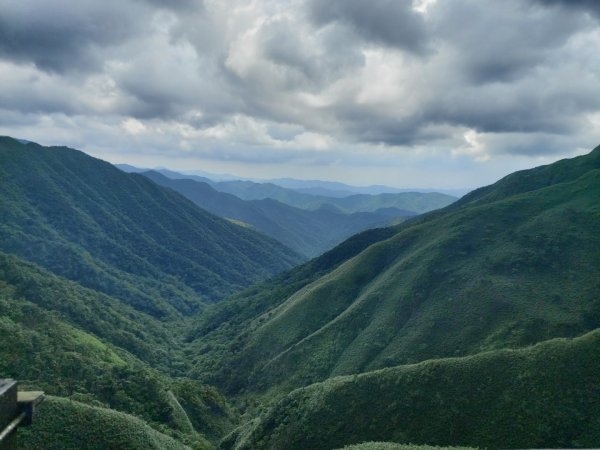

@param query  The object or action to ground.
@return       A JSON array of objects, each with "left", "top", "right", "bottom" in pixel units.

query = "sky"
[{"left": 1, "top": 0, "right": 599, "bottom": 189}]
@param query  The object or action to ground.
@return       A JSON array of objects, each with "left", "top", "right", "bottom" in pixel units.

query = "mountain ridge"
[
  {"left": 188, "top": 145, "right": 600, "bottom": 397},
  {"left": 141, "top": 170, "right": 412, "bottom": 257},
  {"left": 0, "top": 136, "right": 302, "bottom": 317}
]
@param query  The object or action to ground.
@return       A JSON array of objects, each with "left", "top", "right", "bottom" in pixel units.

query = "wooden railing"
[{"left": 0, "top": 379, "right": 44, "bottom": 449}]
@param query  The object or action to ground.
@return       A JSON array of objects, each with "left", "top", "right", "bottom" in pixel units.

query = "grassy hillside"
[
  {"left": 17, "top": 396, "right": 193, "bottom": 450},
  {"left": 225, "top": 329, "right": 600, "bottom": 450},
  {"left": 186, "top": 225, "right": 404, "bottom": 386},
  {"left": 142, "top": 171, "right": 410, "bottom": 257},
  {"left": 188, "top": 146, "right": 600, "bottom": 396},
  {"left": 0, "top": 137, "right": 301, "bottom": 316},
  {"left": 334, "top": 445, "right": 475, "bottom": 450},
  {"left": 0, "top": 251, "right": 176, "bottom": 369},
  {"left": 0, "top": 252, "right": 236, "bottom": 445}
]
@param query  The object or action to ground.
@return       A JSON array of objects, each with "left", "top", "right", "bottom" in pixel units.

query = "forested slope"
[
  {"left": 0, "top": 137, "right": 301, "bottom": 317},
  {"left": 226, "top": 329, "right": 600, "bottom": 449},
  {"left": 189, "top": 146, "right": 600, "bottom": 396}
]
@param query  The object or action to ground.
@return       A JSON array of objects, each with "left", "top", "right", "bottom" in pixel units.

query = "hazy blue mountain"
[
  {"left": 145, "top": 168, "right": 457, "bottom": 214},
  {"left": 265, "top": 177, "right": 471, "bottom": 197},
  {"left": 118, "top": 164, "right": 470, "bottom": 197},
  {"left": 142, "top": 171, "right": 411, "bottom": 257}
]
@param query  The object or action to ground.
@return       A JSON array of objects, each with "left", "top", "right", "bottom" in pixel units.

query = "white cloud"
[{"left": 121, "top": 118, "right": 147, "bottom": 135}]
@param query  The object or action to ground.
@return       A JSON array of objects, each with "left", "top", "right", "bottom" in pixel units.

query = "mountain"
[
  {"left": 264, "top": 177, "right": 471, "bottom": 198},
  {"left": 117, "top": 164, "right": 470, "bottom": 197},
  {"left": 333, "top": 446, "right": 473, "bottom": 450},
  {"left": 224, "top": 329, "right": 600, "bottom": 450},
  {"left": 206, "top": 180, "right": 457, "bottom": 214},
  {"left": 0, "top": 136, "right": 301, "bottom": 318},
  {"left": 0, "top": 250, "right": 236, "bottom": 447},
  {"left": 149, "top": 168, "right": 458, "bottom": 214},
  {"left": 188, "top": 145, "right": 600, "bottom": 397},
  {"left": 4, "top": 138, "right": 599, "bottom": 449},
  {"left": 141, "top": 171, "right": 413, "bottom": 258}
]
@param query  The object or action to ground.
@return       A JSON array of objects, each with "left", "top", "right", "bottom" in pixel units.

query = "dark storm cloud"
[
  {"left": 533, "top": 0, "right": 600, "bottom": 18},
  {"left": 139, "top": 0, "right": 203, "bottom": 12},
  {"left": 259, "top": 19, "right": 365, "bottom": 90},
  {"left": 431, "top": 0, "right": 590, "bottom": 84},
  {"left": 0, "top": 0, "right": 150, "bottom": 73},
  {"left": 308, "top": 0, "right": 430, "bottom": 55}
]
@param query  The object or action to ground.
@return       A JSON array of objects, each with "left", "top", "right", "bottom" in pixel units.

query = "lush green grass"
[
  {"left": 143, "top": 171, "right": 410, "bottom": 258},
  {"left": 0, "top": 251, "right": 179, "bottom": 369},
  {"left": 0, "top": 136, "right": 301, "bottom": 317},
  {"left": 189, "top": 146, "right": 600, "bottom": 397},
  {"left": 186, "top": 225, "right": 403, "bottom": 389},
  {"left": 335, "top": 444, "right": 475, "bottom": 450},
  {"left": 225, "top": 329, "right": 600, "bottom": 450},
  {"left": 17, "top": 396, "right": 194, "bottom": 450},
  {"left": 0, "top": 251, "right": 236, "bottom": 445}
]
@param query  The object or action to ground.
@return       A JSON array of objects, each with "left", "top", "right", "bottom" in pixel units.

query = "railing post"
[{"left": 0, "top": 379, "right": 45, "bottom": 449}]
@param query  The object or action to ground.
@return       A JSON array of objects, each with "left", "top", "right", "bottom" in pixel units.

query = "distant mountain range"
[
  {"left": 116, "top": 164, "right": 457, "bottom": 257},
  {"left": 141, "top": 170, "right": 417, "bottom": 258},
  {"left": 116, "top": 163, "right": 469, "bottom": 198}
]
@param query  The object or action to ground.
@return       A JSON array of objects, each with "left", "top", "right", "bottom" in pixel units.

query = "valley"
[{"left": 0, "top": 137, "right": 599, "bottom": 449}]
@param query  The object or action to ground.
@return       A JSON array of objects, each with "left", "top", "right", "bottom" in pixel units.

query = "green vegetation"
[
  {"left": 143, "top": 171, "right": 412, "bottom": 257},
  {"left": 336, "top": 444, "right": 475, "bottom": 450},
  {"left": 188, "top": 146, "right": 600, "bottom": 397},
  {"left": 0, "top": 253, "right": 236, "bottom": 446},
  {"left": 226, "top": 329, "right": 600, "bottom": 449},
  {"left": 0, "top": 136, "right": 301, "bottom": 317},
  {"left": 1, "top": 138, "right": 598, "bottom": 449},
  {"left": 17, "top": 396, "right": 193, "bottom": 450}
]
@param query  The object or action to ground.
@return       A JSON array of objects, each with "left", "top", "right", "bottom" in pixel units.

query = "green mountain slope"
[
  {"left": 189, "top": 146, "right": 600, "bottom": 396},
  {"left": 142, "top": 171, "right": 411, "bottom": 257},
  {"left": 0, "top": 137, "right": 301, "bottom": 317},
  {"left": 226, "top": 329, "right": 600, "bottom": 450},
  {"left": 0, "top": 252, "right": 236, "bottom": 445},
  {"left": 0, "top": 251, "right": 175, "bottom": 369},
  {"left": 334, "top": 445, "right": 474, "bottom": 450},
  {"left": 17, "top": 396, "right": 192, "bottom": 450}
]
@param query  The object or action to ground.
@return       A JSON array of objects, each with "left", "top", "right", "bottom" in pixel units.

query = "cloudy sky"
[{"left": 1, "top": 0, "right": 599, "bottom": 188}]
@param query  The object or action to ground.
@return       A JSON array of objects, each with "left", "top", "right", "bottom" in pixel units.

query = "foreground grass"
[
  {"left": 225, "top": 328, "right": 600, "bottom": 450},
  {"left": 17, "top": 396, "right": 197, "bottom": 450}
]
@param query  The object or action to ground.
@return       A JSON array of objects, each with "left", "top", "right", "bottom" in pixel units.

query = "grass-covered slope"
[
  {"left": 0, "top": 252, "right": 237, "bottom": 444},
  {"left": 226, "top": 329, "right": 600, "bottom": 450},
  {"left": 334, "top": 445, "right": 475, "bottom": 450},
  {"left": 142, "top": 171, "right": 409, "bottom": 257},
  {"left": 0, "top": 137, "right": 301, "bottom": 316},
  {"left": 17, "top": 396, "right": 192, "bottom": 450},
  {"left": 187, "top": 225, "right": 404, "bottom": 384},
  {"left": 189, "top": 146, "right": 600, "bottom": 395},
  {"left": 0, "top": 251, "right": 175, "bottom": 369}
]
